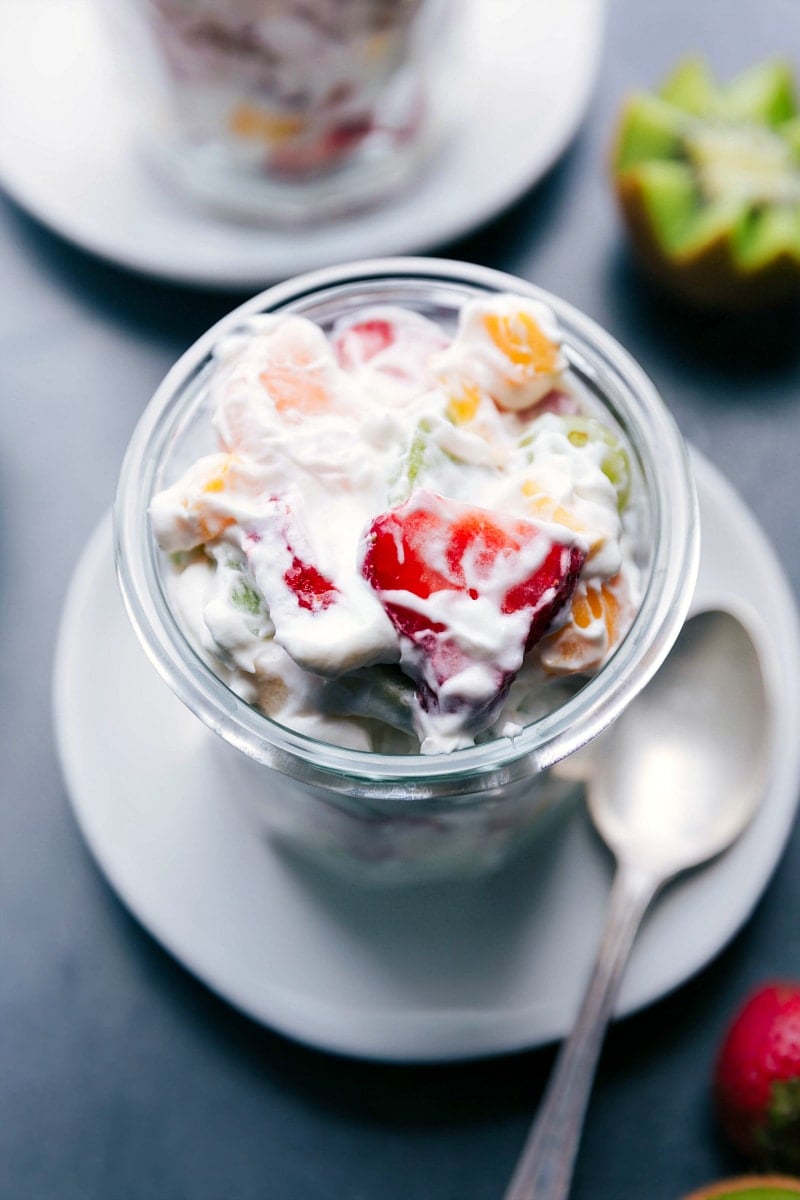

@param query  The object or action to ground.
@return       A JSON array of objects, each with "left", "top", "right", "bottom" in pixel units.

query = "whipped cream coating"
[{"left": 151, "top": 294, "right": 644, "bottom": 754}]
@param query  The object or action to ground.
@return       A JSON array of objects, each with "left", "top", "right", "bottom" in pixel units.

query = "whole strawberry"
[{"left": 714, "top": 981, "right": 800, "bottom": 1171}]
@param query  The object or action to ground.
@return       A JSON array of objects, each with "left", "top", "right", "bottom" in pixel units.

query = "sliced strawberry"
[
  {"left": 283, "top": 553, "right": 338, "bottom": 612},
  {"left": 242, "top": 496, "right": 394, "bottom": 677},
  {"left": 243, "top": 498, "right": 340, "bottom": 625},
  {"left": 268, "top": 118, "right": 372, "bottom": 177},
  {"left": 323, "top": 116, "right": 373, "bottom": 153},
  {"left": 360, "top": 490, "right": 585, "bottom": 727},
  {"left": 333, "top": 319, "right": 396, "bottom": 371},
  {"left": 332, "top": 310, "right": 449, "bottom": 390}
]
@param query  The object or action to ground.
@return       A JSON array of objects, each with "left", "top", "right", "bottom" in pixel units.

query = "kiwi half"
[
  {"left": 612, "top": 58, "right": 800, "bottom": 308},
  {"left": 680, "top": 1176, "right": 800, "bottom": 1200}
]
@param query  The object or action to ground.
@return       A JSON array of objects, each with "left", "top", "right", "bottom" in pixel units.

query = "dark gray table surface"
[{"left": 4, "top": 1, "right": 800, "bottom": 1197}]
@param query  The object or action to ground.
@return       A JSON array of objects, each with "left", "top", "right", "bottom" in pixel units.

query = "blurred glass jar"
[{"left": 107, "top": 0, "right": 455, "bottom": 222}]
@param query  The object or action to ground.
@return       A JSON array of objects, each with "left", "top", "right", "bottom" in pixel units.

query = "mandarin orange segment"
[
  {"left": 229, "top": 102, "right": 306, "bottom": 144},
  {"left": 195, "top": 512, "right": 236, "bottom": 542},
  {"left": 183, "top": 458, "right": 242, "bottom": 541},
  {"left": 521, "top": 484, "right": 587, "bottom": 538},
  {"left": 161, "top": 454, "right": 259, "bottom": 548},
  {"left": 601, "top": 579, "right": 621, "bottom": 643},
  {"left": 483, "top": 311, "right": 560, "bottom": 373},
  {"left": 575, "top": 579, "right": 621, "bottom": 639},
  {"left": 202, "top": 456, "right": 238, "bottom": 494},
  {"left": 540, "top": 577, "right": 623, "bottom": 673},
  {"left": 259, "top": 364, "right": 331, "bottom": 415},
  {"left": 193, "top": 456, "right": 239, "bottom": 537},
  {"left": 572, "top": 586, "right": 603, "bottom": 629},
  {"left": 257, "top": 325, "right": 334, "bottom": 416},
  {"left": 446, "top": 382, "right": 483, "bottom": 424}
]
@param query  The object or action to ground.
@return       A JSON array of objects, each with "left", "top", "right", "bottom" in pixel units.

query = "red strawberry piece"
[
  {"left": 334, "top": 313, "right": 449, "bottom": 388},
  {"left": 268, "top": 116, "right": 371, "bottom": 178},
  {"left": 244, "top": 498, "right": 339, "bottom": 616},
  {"left": 360, "top": 490, "right": 585, "bottom": 725},
  {"left": 714, "top": 981, "right": 800, "bottom": 1171},
  {"left": 333, "top": 319, "right": 396, "bottom": 371},
  {"left": 244, "top": 496, "right": 403, "bottom": 675},
  {"left": 283, "top": 552, "right": 338, "bottom": 612},
  {"left": 323, "top": 115, "right": 373, "bottom": 153}
]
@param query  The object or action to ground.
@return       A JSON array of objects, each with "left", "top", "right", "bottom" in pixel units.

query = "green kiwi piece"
[
  {"left": 780, "top": 115, "right": 800, "bottom": 157},
  {"left": 660, "top": 57, "right": 719, "bottom": 117},
  {"left": 721, "top": 59, "right": 797, "bottom": 126},
  {"left": 612, "top": 57, "right": 800, "bottom": 308},
  {"left": 519, "top": 416, "right": 631, "bottom": 510},
  {"left": 564, "top": 417, "right": 631, "bottom": 509},
  {"left": 388, "top": 418, "right": 447, "bottom": 504},
  {"left": 614, "top": 94, "right": 686, "bottom": 172}
]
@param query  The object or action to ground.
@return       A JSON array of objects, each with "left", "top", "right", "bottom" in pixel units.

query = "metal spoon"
[{"left": 503, "top": 608, "right": 771, "bottom": 1200}]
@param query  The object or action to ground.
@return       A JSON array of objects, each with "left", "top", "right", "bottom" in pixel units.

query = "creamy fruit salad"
[
  {"left": 151, "top": 293, "right": 642, "bottom": 754},
  {"left": 138, "top": 0, "right": 434, "bottom": 179}
]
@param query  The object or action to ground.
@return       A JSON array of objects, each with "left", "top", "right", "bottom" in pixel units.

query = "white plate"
[
  {"left": 0, "top": 0, "right": 603, "bottom": 290},
  {"left": 53, "top": 449, "right": 800, "bottom": 1062}
]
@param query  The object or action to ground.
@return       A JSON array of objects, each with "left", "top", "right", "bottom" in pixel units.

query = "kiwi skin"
[{"left": 611, "top": 59, "right": 800, "bottom": 311}]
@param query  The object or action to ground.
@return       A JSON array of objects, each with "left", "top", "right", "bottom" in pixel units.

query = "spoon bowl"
[
  {"left": 503, "top": 609, "right": 770, "bottom": 1200},
  {"left": 589, "top": 608, "right": 770, "bottom": 879}
]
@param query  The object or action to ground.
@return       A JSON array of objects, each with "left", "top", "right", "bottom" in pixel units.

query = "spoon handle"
[{"left": 502, "top": 863, "right": 659, "bottom": 1200}]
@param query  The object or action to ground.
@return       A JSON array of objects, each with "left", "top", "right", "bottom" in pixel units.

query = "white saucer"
[
  {"left": 0, "top": 0, "right": 603, "bottom": 290},
  {"left": 53, "top": 449, "right": 800, "bottom": 1062}
]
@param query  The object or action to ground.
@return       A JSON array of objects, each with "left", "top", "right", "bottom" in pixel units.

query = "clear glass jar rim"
[{"left": 114, "top": 256, "right": 700, "bottom": 799}]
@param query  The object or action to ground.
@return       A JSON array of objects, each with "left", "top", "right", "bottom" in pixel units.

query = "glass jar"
[{"left": 115, "top": 258, "right": 699, "bottom": 882}]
